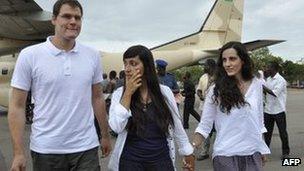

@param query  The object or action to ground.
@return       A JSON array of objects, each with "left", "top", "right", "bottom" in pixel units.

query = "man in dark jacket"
[{"left": 182, "top": 72, "right": 200, "bottom": 129}]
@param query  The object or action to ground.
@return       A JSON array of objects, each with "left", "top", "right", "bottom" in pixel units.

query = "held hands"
[
  {"left": 125, "top": 69, "right": 142, "bottom": 95},
  {"left": 182, "top": 154, "right": 195, "bottom": 171}
]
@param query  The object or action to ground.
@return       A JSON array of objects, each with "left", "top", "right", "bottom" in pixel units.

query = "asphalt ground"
[{"left": 0, "top": 89, "right": 303, "bottom": 171}]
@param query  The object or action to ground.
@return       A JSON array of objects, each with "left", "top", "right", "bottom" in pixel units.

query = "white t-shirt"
[
  {"left": 264, "top": 73, "right": 287, "bottom": 114},
  {"left": 11, "top": 37, "right": 103, "bottom": 154},
  {"left": 195, "top": 77, "right": 270, "bottom": 158}
]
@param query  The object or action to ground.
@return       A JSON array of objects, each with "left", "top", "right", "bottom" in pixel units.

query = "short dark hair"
[
  {"left": 205, "top": 59, "right": 216, "bottom": 68},
  {"left": 53, "top": 0, "right": 83, "bottom": 17},
  {"left": 102, "top": 73, "right": 107, "bottom": 79},
  {"left": 184, "top": 71, "right": 191, "bottom": 79},
  {"left": 109, "top": 70, "right": 117, "bottom": 80},
  {"left": 204, "top": 59, "right": 216, "bottom": 76},
  {"left": 119, "top": 70, "right": 125, "bottom": 79},
  {"left": 269, "top": 61, "right": 280, "bottom": 72}
]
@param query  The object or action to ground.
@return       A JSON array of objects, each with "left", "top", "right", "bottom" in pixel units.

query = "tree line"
[
  {"left": 172, "top": 47, "right": 304, "bottom": 86},
  {"left": 251, "top": 47, "right": 304, "bottom": 86}
]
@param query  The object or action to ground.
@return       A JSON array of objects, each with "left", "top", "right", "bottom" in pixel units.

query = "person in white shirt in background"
[
  {"left": 192, "top": 41, "right": 270, "bottom": 171},
  {"left": 264, "top": 61, "right": 290, "bottom": 160},
  {"left": 108, "top": 45, "right": 194, "bottom": 171},
  {"left": 196, "top": 59, "right": 216, "bottom": 161}
]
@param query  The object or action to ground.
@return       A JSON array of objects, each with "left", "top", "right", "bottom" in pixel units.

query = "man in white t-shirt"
[
  {"left": 264, "top": 61, "right": 290, "bottom": 160},
  {"left": 8, "top": 0, "right": 111, "bottom": 170}
]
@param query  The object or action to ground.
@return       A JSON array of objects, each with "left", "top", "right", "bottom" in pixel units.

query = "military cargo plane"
[{"left": 0, "top": 0, "right": 283, "bottom": 109}]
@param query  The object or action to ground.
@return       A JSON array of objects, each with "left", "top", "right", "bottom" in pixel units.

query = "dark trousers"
[
  {"left": 119, "top": 158, "right": 174, "bottom": 171},
  {"left": 183, "top": 98, "right": 200, "bottom": 128},
  {"left": 264, "top": 112, "right": 290, "bottom": 155},
  {"left": 31, "top": 147, "right": 100, "bottom": 171}
]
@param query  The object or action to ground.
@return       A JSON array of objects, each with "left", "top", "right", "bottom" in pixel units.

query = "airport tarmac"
[{"left": 0, "top": 89, "right": 303, "bottom": 171}]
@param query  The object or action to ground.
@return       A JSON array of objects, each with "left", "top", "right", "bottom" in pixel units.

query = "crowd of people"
[{"left": 5, "top": 0, "right": 291, "bottom": 171}]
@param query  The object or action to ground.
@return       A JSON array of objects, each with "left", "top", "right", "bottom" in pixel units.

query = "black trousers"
[
  {"left": 264, "top": 112, "right": 290, "bottom": 155},
  {"left": 183, "top": 98, "right": 200, "bottom": 128},
  {"left": 31, "top": 147, "right": 100, "bottom": 171}
]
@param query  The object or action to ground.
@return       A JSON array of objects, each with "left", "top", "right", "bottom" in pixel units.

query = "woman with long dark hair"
[
  {"left": 193, "top": 41, "right": 270, "bottom": 170},
  {"left": 108, "top": 45, "right": 194, "bottom": 171}
]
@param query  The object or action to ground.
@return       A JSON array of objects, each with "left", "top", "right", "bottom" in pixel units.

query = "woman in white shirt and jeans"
[
  {"left": 108, "top": 45, "right": 194, "bottom": 171},
  {"left": 193, "top": 41, "right": 270, "bottom": 171}
]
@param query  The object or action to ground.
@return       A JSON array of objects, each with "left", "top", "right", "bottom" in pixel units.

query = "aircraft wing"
[
  {"left": 194, "top": 39, "right": 285, "bottom": 65},
  {"left": 0, "top": 0, "right": 53, "bottom": 40},
  {"left": 243, "top": 40, "right": 285, "bottom": 51},
  {"left": 204, "top": 39, "right": 285, "bottom": 55}
]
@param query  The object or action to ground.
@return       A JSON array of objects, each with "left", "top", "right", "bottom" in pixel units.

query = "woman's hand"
[
  {"left": 193, "top": 132, "right": 204, "bottom": 148},
  {"left": 125, "top": 70, "right": 142, "bottom": 95},
  {"left": 120, "top": 70, "right": 142, "bottom": 110},
  {"left": 182, "top": 154, "right": 195, "bottom": 171}
]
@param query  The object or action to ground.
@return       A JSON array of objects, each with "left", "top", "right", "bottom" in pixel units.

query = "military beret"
[{"left": 155, "top": 59, "right": 168, "bottom": 68}]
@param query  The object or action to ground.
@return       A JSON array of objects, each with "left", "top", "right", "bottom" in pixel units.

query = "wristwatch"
[{"left": 192, "top": 142, "right": 197, "bottom": 147}]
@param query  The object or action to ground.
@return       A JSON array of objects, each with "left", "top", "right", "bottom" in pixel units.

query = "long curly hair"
[
  {"left": 214, "top": 41, "right": 254, "bottom": 113},
  {"left": 122, "top": 45, "right": 174, "bottom": 137}
]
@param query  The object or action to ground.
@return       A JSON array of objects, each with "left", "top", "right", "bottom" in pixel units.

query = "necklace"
[
  {"left": 142, "top": 103, "right": 148, "bottom": 112},
  {"left": 140, "top": 93, "right": 149, "bottom": 112}
]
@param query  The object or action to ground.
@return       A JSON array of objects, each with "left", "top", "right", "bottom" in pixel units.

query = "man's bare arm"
[
  {"left": 91, "top": 83, "right": 111, "bottom": 156},
  {"left": 92, "top": 84, "right": 110, "bottom": 137},
  {"left": 8, "top": 88, "right": 28, "bottom": 170}
]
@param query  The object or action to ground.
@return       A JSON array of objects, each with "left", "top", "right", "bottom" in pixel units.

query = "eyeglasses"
[{"left": 58, "top": 14, "right": 82, "bottom": 21}]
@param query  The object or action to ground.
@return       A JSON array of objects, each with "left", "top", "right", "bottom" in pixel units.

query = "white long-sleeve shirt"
[
  {"left": 195, "top": 77, "right": 270, "bottom": 158},
  {"left": 108, "top": 85, "right": 193, "bottom": 171},
  {"left": 264, "top": 73, "right": 287, "bottom": 114}
]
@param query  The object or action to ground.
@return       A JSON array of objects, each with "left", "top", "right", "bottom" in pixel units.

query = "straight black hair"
[{"left": 123, "top": 45, "right": 174, "bottom": 137}]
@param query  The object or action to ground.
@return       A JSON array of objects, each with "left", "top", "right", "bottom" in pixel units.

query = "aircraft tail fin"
[{"left": 152, "top": 0, "right": 244, "bottom": 51}]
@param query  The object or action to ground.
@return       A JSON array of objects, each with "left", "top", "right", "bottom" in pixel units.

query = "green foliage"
[
  {"left": 171, "top": 65, "right": 204, "bottom": 85},
  {"left": 282, "top": 61, "right": 304, "bottom": 83},
  {"left": 250, "top": 47, "right": 283, "bottom": 71},
  {"left": 170, "top": 47, "right": 304, "bottom": 86},
  {"left": 250, "top": 47, "right": 304, "bottom": 84}
]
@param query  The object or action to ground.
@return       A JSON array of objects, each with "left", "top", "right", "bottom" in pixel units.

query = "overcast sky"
[{"left": 35, "top": 0, "right": 304, "bottom": 62}]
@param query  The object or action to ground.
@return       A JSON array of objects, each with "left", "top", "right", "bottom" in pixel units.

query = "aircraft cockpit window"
[{"left": 2, "top": 68, "right": 8, "bottom": 75}]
